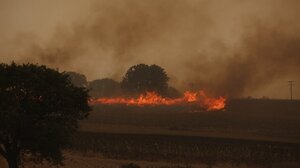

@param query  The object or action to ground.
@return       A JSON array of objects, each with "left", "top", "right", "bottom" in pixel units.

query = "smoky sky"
[{"left": 0, "top": 0, "right": 300, "bottom": 98}]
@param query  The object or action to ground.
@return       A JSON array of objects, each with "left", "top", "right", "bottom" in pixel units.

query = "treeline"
[{"left": 66, "top": 64, "right": 182, "bottom": 98}]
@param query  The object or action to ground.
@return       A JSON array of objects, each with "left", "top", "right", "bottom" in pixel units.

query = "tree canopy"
[
  {"left": 88, "top": 78, "right": 121, "bottom": 98},
  {"left": 121, "top": 64, "right": 169, "bottom": 96},
  {"left": 166, "top": 86, "right": 182, "bottom": 98},
  {"left": 0, "top": 63, "right": 91, "bottom": 168},
  {"left": 65, "top": 71, "right": 88, "bottom": 87}
]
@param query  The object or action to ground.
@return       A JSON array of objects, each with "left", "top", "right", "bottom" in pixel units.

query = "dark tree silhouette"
[
  {"left": 0, "top": 63, "right": 91, "bottom": 168},
  {"left": 88, "top": 78, "right": 121, "bottom": 98},
  {"left": 166, "top": 86, "right": 182, "bottom": 98},
  {"left": 66, "top": 71, "right": 87, "bottom": 87},
  {"left": 121, "top": 64, "right": 169, "bottom": 95}
]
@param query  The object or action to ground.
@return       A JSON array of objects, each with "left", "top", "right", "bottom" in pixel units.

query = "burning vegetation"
[
  {"left": 89, "top": 91, "right": 226, "bottom": 111},
  {"left": 76, "top": 63, "right": 227, "bottom": 111}
]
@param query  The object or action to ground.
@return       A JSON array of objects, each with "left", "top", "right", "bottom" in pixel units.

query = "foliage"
[
  {"left": 0, "top": 63, "right": 91, "bottom": 168},
  {"left": 121, "top": 64, "right": 169, "bottom": 96},
  {"left": 166, "top": 86, "right": 182, "bottom": 98},
  {"left": 88, "top": 78, "right": 121, "bottom": 98},
  {"left": 66, "top": 71, "right": 88, "bottom": 87}
]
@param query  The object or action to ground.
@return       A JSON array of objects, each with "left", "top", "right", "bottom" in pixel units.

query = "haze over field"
[{"left": 1, "top": 0, "right": 300, "bottom": 98}]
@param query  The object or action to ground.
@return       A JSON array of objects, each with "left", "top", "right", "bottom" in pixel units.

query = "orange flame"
[{"left": 90, "top": 91, "right": 226, "bottom": 111}]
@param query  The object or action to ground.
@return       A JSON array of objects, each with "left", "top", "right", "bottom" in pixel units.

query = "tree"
[
  {"left": 121, "top": 64, "right": 169, "bottom": 96},
  {"left": 0, "top": 63, "right": 91, "bottom": 168},
  {"left": 88, "top": 78, "right": 121, "bottom": 98},
  {"left": 65, "top": 71, "right": 87, "bottom": 87},
  {"left": 166, "top": 86, "right": 182, "bottom": 98}
]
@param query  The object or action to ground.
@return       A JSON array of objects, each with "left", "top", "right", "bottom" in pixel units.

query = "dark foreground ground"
[
  {"left": 1, "top": 131, "right": 300, "bottom": 168},
  {"left": 69, "top": 131, "right": 300, "bottom": 168}
]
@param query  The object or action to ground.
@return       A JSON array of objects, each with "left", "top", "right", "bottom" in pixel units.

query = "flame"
[
  {"left": 90, "top": 91, "right": 226, "bottom": 111},
  {"left": 198, "top": 91, "right": 226, "bottom": 111}
]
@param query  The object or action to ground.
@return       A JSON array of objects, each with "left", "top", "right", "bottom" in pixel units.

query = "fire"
[
  {"left": 90, "top": 91, "right": 226, "bottom": 111},
  {"left": 198, "top": 91, "right": 226, "bottom": 111}
]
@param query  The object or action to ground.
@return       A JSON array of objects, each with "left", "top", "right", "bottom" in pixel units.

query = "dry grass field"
[
  {"left": 1, "top": 99, "right": 300, "bottom": 168},
  {"left": 83, "top": 99, "right": 300, "bottom": 143},
  {"left": 1, "top": 150, "right": 299, "bottom": 168}
]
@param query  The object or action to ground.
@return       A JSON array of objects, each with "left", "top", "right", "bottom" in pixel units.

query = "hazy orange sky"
[{"left": 1, "top": 0, "right": 300, "bottom": 98}]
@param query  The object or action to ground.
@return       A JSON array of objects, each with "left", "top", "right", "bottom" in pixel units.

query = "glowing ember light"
[
  {"left": 198, "top": 91, "right": 226, "bottom": 111},
  {"left": 89, "top": 91, "right": 226, "bottom": 111},
  {"left": 183, "top": 91, "right": 197, "bottom": 102}
]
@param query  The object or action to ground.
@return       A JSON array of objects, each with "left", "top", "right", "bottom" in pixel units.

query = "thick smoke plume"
[{"left": 1, "top": 0, "right": 300, "bottom": 98}]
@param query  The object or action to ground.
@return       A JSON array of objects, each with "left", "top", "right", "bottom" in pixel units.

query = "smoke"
[
  {"left": 1, "top": 0, "right": 300, "bottom": 98},
  {"left": 219, "top": 24, "right": 300, "bottom": 96}
]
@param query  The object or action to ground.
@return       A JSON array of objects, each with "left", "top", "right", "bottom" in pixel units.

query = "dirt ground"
[{"left": 1, "top": 151, "right": 299, "bottom": 168}]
